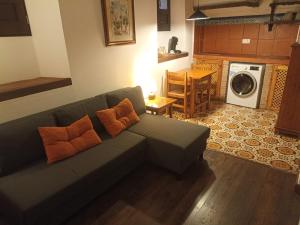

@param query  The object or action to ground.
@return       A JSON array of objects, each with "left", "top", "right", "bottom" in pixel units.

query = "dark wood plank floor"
[{"left": 63, "top": 150, "right": 300, "bottom": 225}]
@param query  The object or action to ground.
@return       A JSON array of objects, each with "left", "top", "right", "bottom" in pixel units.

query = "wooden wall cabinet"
[
  {"left": 275, "top": 43, "right": 300, "bottom": 137},
  {"left": 194, "top": 23, "right": 299, "bottom": 58}
]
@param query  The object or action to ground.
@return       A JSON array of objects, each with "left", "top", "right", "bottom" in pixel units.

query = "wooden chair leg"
[{"left": 184, "top": 99, "right": 187, "bottom": 119}]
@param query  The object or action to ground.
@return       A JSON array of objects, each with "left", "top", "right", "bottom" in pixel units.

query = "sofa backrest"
[
  {"left": 53, "top": 94, "right": 108, "bottom": 134},
  {"left": 106, "top": 86, "right": 146, "bottom": 115},
  {"left": 0, "top": 86, "right": 144, "bottom": 176},
  {"left": 0, "top": 111, "right": 56, "bottom": 176}
]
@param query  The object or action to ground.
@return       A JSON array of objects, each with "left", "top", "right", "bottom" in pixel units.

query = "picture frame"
[{"left": 101, "top": 0, "right": 136, "bottom": 46}]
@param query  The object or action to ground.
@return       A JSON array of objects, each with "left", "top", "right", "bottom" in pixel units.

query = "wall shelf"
[
  {"left": 0, "top": 77, "right": 72, "bottom": 102},
  {"left": 158, "top": 52, "right": 189, "bottom": 63}
]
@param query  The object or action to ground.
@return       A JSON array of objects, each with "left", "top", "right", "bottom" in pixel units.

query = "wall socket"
[{"left": 242, "top": 39, "right": 251, "bottom": 44}]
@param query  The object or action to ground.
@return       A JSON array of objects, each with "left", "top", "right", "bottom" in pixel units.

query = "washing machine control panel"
[
  {"left": 250, "top": 66, "right": 260, "bottom": 71},
  {"left": 231, "top": 64, "right": 263, "bottom": 73}
]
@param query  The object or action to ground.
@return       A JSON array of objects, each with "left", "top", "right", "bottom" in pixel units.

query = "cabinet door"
[
  {"left": 229, "top": 24, "right": 244, "bottom": 39},
  {"left": 259, "top": 24, "right": 275, "bottom": 40},
  {"left": 276, "top": 44, "right": 300, "bottom": 136},
  {"left": 243, "top": 24, "right": 259, "bottom": 39},
  {"left": 272, "top": 40, "right": 293, "bottom": 57},
  {"left": 242, "top": 39, "right": 257, "bottom": 55},
  {"left": 203, "top": 25, "right": 217, "bottom": 53},
  {"left": 257, "top": 40, "right": 274, "bottom": 56}
]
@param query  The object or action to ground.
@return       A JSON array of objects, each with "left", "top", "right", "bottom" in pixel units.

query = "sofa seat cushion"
[
  {"left": 62, "top": 131, "right": 146, "bottom": 181},
  {"left": 0, "top": 131, "right": 146, "bottom": 225},
  {"left": 128, "top": 114, "right": 210, "bottom": 174},
  {"left": 0, "top": 162, "right": 78, "bottom": 225}
]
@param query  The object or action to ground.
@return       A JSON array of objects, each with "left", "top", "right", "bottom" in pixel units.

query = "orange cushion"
[
  {"left": 38, "top": 115, "right": 102, "bottom": 164},
  {"left": 96, "top": 98, "right": 140, "bottom": 137}
]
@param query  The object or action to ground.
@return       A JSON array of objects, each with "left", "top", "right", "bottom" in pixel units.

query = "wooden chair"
[
  {"left": 166, "top": 70, "right": 191, "bottom": 118},
  {"left": 192, "top": 75, "right": 212, "bottom": 116},
  {"left": 191, "top": 59, "right": 223, "bottom": 99}
]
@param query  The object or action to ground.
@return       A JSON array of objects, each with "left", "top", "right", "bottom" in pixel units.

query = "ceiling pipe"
[
  {"left": 193, "top": 0, "right": 260, "bottom": 11},
  {"left": 268, "top": 3, "right": 276, "bottom": 31},
  {"left": 268, "top": 0, "right": 300, "bottom": 31}
]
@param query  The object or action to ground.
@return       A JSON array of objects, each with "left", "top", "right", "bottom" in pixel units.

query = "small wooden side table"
[{"left": 145, "top": 96, "right": 177, "bottom": 118}]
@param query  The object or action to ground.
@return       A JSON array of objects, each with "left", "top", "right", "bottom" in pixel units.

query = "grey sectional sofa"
[{"left": 0, "top": 86, "right": 210, "bottom": 225}]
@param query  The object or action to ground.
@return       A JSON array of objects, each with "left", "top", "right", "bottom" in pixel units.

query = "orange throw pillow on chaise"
[
  {"left": 96, "top": 98, "right": 140, "bottom": 137},
  {"left": 38, "top": 115, "right": 102, "bottom": 164}
]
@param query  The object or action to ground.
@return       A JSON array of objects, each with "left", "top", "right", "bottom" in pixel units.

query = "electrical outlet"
[{"left": 242, "top": 39, "right": 251, "bottom": 44}]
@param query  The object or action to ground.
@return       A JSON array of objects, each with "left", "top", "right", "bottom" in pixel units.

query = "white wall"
[
  {"left": 26, "top": 0, "right": 71, "bottom": 77},
  {"left": 0, "top": 0, "right": 193, "bottom": 123},
  {"left": 157, "top": 0, "right": 187, "bottom": 51},
  {"left": 0, "top": 0, "right": 71, "bottom": 85},
  {"left": 156, "top": 0, "right": 194, "bottom": 95},
  {"left": 0, "top": 37, "right": 40, "bottom": 84},
  {"left": 59, "top": 0, "right": 193, "bottom": 98}
]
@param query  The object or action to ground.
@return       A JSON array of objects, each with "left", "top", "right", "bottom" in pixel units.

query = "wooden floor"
[{"left": 64, "top": 150, "right": 300, "bottom": 225}]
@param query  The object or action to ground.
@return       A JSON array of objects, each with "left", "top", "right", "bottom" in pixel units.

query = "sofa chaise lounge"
[{"left": 0, "top": 86, "right": 210, "bottom": 225}]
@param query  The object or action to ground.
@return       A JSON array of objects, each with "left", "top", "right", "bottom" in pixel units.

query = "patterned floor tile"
[{"left": 171, "top": 103, "right": 300, "bottom": 174}]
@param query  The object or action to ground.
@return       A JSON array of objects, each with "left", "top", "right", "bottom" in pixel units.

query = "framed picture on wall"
[{"left": 101, "top": 0, "right": 136, "bottom": 46}]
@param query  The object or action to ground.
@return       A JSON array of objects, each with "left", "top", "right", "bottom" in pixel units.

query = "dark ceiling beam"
[
  {"left": 196, "top": 0, "right": 260, "bottom": 10},
  {"left": 271, "top": 0, "right": 300, "bottom": 6}
]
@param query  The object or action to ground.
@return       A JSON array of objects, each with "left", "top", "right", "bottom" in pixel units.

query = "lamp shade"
[{"left": 186, "top": 7, "right": 209, "bottom": 20}]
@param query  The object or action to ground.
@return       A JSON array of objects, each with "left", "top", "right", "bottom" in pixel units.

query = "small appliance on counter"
[{"left": 168, "top": 36, "right": 181, "bottom": 54}]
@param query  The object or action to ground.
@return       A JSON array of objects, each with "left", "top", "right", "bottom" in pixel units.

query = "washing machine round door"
[{"left": 230, "top": 72, "right": 257, "bottom": 97}]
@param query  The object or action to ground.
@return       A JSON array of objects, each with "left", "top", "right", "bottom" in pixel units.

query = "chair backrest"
[
  {"left": 191, "top": 59, "right": 223, "bottom": 97},
  {"left": 165, "top": 70, "right": 189, "bottom": 95},
  {"left": 166, "top": 71, "right": 186, "bottom": 85},
  {"left": 191, "top": 63, "right": 213, "bottom": 71}
]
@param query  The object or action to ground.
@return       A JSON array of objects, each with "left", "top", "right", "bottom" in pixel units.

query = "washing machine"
[{"left": 226, "top": 62, "right": 265, "bottom": 108}]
